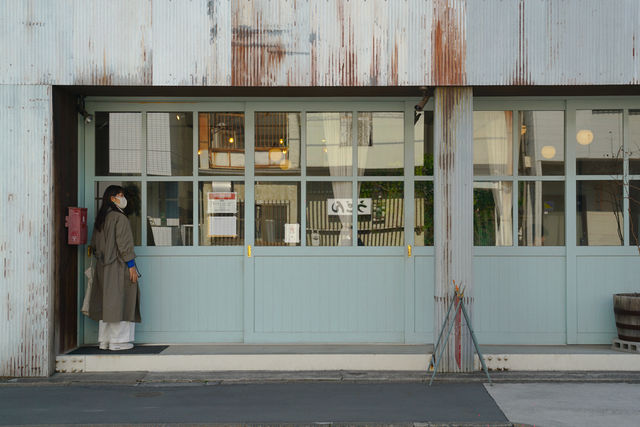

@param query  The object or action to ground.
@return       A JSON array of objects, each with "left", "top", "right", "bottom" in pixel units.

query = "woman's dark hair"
[{"left": 95, "top": 185, "right": 124, "bottom": 231}]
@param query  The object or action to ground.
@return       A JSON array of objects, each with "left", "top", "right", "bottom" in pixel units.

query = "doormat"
[{"left": 66, "top": 345, "right": 168, "bottom": 355}]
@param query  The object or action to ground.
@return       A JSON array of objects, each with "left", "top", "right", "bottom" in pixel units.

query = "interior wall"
[{"left": 52, "top": 87, "right": 78, "bottom": 355}]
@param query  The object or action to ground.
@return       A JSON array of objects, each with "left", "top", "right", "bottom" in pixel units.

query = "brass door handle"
[
  {"left": 247, "top": 245, "right": 252, "bottom": 257},
  {"left": 407, "top": 244, "right": 412, "bottom": 257}
]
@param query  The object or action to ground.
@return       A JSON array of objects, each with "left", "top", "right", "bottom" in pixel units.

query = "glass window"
[
  {"left": 474, "top": 111, "right": 513, "bottom": 176},
  {"left": 198, "top": 112, "right": 245, "bottom": 175},
  {"left": 518, "top": 111, "right": 564, "bottom": 176},
  {"left": 255, "top": 182, "right": 301, "bottom": 246},
  {"left": 306, "top": 181, "right": 353, "bottom": 246},
  {"left": 357, "top": 181, "right": 404, "bottom": 246},
  {"left": 577, "top": 180, "right": 623, "bottom": 246},
  {"left": 414, "top": 111, "right": 434, "bottom": 176},
  {"left": 147, "top": 182, "right": 193, "bottom": 246},
  {"left": 629, "top": 111, "right": 640, "bottom": 175},
  {"left": 198, "top": 181, "right": 244, "bottom": 246},
  {"left": 95, "top": 181, "right": 142, "bottom": 246},
  {"left": 518, "top": 181, "right": 565, "bottom": 246},
  {"left": 414, "top": 182, "right": 434, "bottom": 246},
  {"left": 474, "top": 182, "right": 513, "bottom": 246},
  {"left": 95, "top": 112, "right": 143, "bottom": 176},
  {"left": 306, "top": 112, "right": 353, "bottom": 176},
  {"left": 630, "top": 180, "right": 640, "bottom": 246},
  {"left": 358, "top": 112, "right": 404, "bottom": 176},
  {"left": 576, "top": 110, "right": 622, "bottom": 175},
  {"left": 255, "top": 112, "right": 301, "bottom": 175},
  {"left": 146, "top": 112, "right": 193, "bottom": 176}
]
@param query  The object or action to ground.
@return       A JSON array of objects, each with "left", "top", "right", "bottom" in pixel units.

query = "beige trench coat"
[{"left": 88, "top": 210, "right": 141, "bottom": 323}]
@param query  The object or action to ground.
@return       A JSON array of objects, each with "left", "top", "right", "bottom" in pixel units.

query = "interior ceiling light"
[
  {"left": 541, "top": 145, "right": 556, "bottom": 159},
  {"left": 576, "top": 129, "right": 594, "bottom": 146}
]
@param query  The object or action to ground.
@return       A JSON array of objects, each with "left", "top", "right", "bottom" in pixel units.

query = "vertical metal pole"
[{"left": 433, "top": 87, "right": 474, "bottom": 372}]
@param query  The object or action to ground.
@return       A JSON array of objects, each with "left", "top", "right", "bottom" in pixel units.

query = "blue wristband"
[{"left": 126, "top": 259, "right": 136, "bottom": 268}]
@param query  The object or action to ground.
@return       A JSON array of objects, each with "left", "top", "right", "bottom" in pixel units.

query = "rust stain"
[
  {"left": 512, "top": 0, "right": 530, "bottom": 85},
  {"left": 390, "top": 42, "right": 399, "bottom": 86},
  {"left": 431, "top": 0, "right": 466, "bottom": 85}
]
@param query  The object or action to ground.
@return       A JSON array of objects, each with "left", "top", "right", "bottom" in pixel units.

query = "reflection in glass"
[
  {"left": 576, "top": 110, "right": 622, "bottom": 175},
  {"left": 414, "top": 182, "right": 434, "bottom": 246},
  {"left": 199, "top": 181, "right": 244, "bottom": 246},
  {"left": 95, "top": 181, "right": 142, "bottom": 246},
  {"left": 255, "top": 112, "right": 301, "bottom": 175},
  {"left": 630, "top": 181, "right": 640, "bottom": 246},
  {"left": 629, "top": 111, "right": 640, "bottom": 175},
  {"left": 474, "top": 182, "right": 513, "bottom": 246},
  {"left": 474, "top": 111, "right": 513, "bottom": 176},
  {"left": 255, "top": 182, "right": 301, "bottom": 246},
  {"left": 518, "top": 111, "right": 564, "bottom": 176},
  {"left": 518, "top": 181, "right": 565, "bottom": 246},
  {"left": 306, "top": 112, "right": 353, "bottom": 176},
  {"left": 95, "top": 112, "right": 143, "bottom": 176},
  {"left": 147, "top": 182, "right": 193, "bottom": 246},
  {"left": 146, "top": 112, "right": 193, "bottom": 176},
  {"left": 577, "top": 180, "right": 623, "bottom": 246},
  {"left": 198, "top": 112, "right": 245, "bottom": 175},
  {"left": 357, "top": 182, "right": 404, "bottom": 246},
  {"left": 306, "top": 182, "right": 353, "bottom": 246},
  {"left": 358, "top": 112, "right": 404, "bottom": 176},
  {"left": 414, "top": 111, "right": 434, "bottom": 176}
]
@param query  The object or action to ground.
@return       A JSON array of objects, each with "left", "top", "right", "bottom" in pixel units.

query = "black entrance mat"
[{"left": 66, "top": 345, "right": 168, "bottom": 355}]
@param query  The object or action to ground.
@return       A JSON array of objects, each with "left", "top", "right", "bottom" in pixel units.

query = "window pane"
[
  {"left": 414, "top": 111, "right": 434, "bottom": 176},
  {"left": 577, "top": 180, "right": 623, "bottom": 246},
  {"left": 576, "top": 110, "right": 622, "bottom": 175},
  {"left": 518, "top": 111, "right": 564, "bottom": 176},
  {"left": 414, "top": 182, "right": 434, "bottom": 246},
  {"left": 474, "top": 182, "right": 513, "bottom": 246},
  {"left": 255, "top": 112, "right": 301, "bottom": 175},
  {"left": 518, "top": 181, "right": 565, "bottom": 246},
  {"left": 198, "top": 112, "right": 245, "bottom": 175},
  {"left": 255, "top": 182, "right": 301, "bottom": 246},
  {"left": 306, "top": 181, "right": 353, "bottom": 246},
  {"left": 630, "top": 181, "right": 640, "bottom": 246},
  {"left": 95, "top": 181, "right": 142, "bottom": 246},
  {"left": 357, "top": 181, "right": 404, "bottom": 246},
  {"left": 474, "top": 111, "right": 513, "bottom": 176},
  {"left": 306, "top": 112, "right": 353, "bottom": 176},
  {"left": 199, "top": 181, "right": 244, "bottom": 246},
  {"left": 358, "top": 112, "right": 404, "bottom": 176},
  {"left": 629, "top": 111, "right": 640, "bottom": 175},
  {"left": 95, "top": 112, "right": 143, "bottom": 176},
  {"left": 146, "top": 112, "right": 193, "bottom": 176},
  {"left": 147, "top": 182, "right": 193, "bottom": 246}
]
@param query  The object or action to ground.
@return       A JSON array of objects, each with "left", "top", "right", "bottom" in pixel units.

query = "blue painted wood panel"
[
  {"left": 252, "top": 256, "right": 405, "bottom": 342},
  {"left": 576, "top": 255, "right": 640, "bottom": 344},
  {"left": 474, "top": 256, "right": 567, "bottom": 344},
  {"left": 413, "top": 256, "right": 434, "bottom": 338},
  {"left": 83, "top": 255, "right": 244, "bottom": 343}
]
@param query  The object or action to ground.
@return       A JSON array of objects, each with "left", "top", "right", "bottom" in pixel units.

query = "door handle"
[
  {"left": 247, "top": 245, "right": 252, "bottom": 257},
  {"left": 407, "top": 244, "right": 412, "bottom": 257}
]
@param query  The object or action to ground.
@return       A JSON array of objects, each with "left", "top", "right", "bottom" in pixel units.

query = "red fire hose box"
[{"left": 65, "top": 207, "right": 87, "bottom": 245}]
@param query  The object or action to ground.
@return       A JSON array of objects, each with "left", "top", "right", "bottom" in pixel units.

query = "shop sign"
[{"left": 327, "top": 198, "right": 372, "bottom": 216}]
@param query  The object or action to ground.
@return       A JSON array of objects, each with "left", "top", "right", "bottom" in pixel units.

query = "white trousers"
[{"left": 98, "top": 320, "right": 135, "bottom": 345}]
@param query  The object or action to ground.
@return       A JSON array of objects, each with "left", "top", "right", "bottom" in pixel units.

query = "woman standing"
[{"left": 88, "top": 185, "right": 141, "bottom": 351}]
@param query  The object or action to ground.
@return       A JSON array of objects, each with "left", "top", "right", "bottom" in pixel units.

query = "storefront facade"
[{"left": 2, "top": 0, "right": 640, "bottom": 376}]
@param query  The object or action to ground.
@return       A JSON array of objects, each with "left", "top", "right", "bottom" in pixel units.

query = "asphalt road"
[{"left": 0, "top": 382, "right": 508, "bottom": 425}]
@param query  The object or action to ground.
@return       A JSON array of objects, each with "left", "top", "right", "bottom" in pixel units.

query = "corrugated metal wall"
[
  {"left": 1, "top": 0, "right": 640, "bottom": 87},
  {"left": 0, "top": 85, "right": 53, "bottom": 377}
]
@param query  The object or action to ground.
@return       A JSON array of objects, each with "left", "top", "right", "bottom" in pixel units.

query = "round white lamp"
[
  {"left": 541, "top": 145, "right": 556, "bottom": 159},
  {"left": 576, "top": 129, "right": 594, "bottom": 146}
]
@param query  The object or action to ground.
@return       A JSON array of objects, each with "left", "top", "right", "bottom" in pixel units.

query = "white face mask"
[{"left": 113, "top": 196, "right": 127, "bottom": 210}]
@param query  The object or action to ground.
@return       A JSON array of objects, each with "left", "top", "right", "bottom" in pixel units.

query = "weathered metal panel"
[
  {"left": 152, "top": 0, "right": 232, "bottom": 85},
  {"left": 433, "top": 87, "right": 474, "bottom": 372},
  {"left": 0, "top": 85, "right": 54, "bottom": 377}
]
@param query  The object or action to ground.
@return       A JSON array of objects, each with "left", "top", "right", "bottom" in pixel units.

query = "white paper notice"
[
  {"left": 207, "top": 192, "right": 237, "bottom": 214},
  {"left": 284, "top": 223, "right": 300, "bottom": 244},
  {"left": 208, "top": 216, "right": 237, "bottom": 237}
]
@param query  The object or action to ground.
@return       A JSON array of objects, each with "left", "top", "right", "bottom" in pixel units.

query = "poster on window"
[
  {"left": 207, "top": 192, "right": 237, "bottom": 214},
  {"left": 327, "top": 198, "right": 372, "bottom": 216},
  {"left": 208, "top": 216, "right": 237, "bottom": 237},
  {"left": 284, "top": 223, "right": 300, "bottom": 243}
]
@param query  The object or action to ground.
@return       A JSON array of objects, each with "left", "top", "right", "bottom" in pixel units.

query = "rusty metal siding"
[{"left": 0, "top": 85, "right": 54, "bottom": 377}]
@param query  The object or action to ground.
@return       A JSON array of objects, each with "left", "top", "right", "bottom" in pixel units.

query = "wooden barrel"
[{"left": 613, "top": 293, "right": 640, "bottom": 342}]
